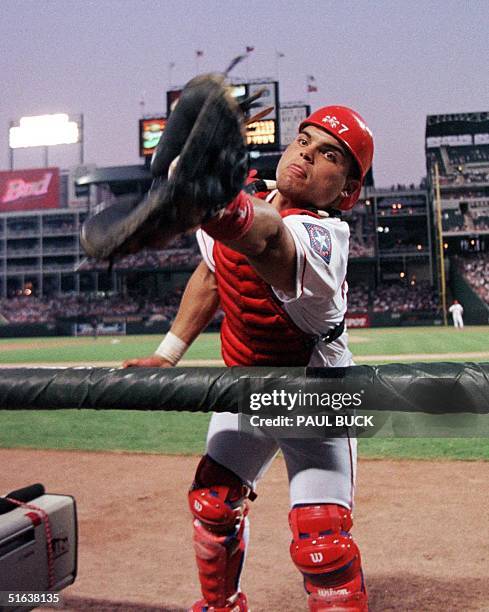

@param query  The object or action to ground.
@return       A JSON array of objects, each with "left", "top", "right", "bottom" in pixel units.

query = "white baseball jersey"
[
  {"left": 196, "top": 192, "right": 353, "bottom": 368},
  {"left": 448, "top": 303, "right": 464, "bottom": 317}
]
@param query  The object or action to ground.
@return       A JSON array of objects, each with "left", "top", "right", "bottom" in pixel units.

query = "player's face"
[{"left": 276, "top": 126, "right": 357, "bottom": 209}]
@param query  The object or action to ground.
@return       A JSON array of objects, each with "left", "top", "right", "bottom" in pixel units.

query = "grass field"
[
  {"left": 0, "top": 326, "right": 488, "bottom": 459},
  {"left": 1, "top": 326, "right": 488, "bottom": 363}
]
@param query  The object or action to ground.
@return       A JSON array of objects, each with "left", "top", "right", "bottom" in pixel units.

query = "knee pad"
[
  {"left": 289, "top": 504, "right": 364, "bottom": 597},
  {"left": 188, "top": 455, "right": 253, "bottom": 608},
  {"left": 189, "top": 454, "right": 254, "bottom": 531}
]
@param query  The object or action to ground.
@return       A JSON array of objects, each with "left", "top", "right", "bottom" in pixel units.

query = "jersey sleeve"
[
  {"left": 195, "top": 229, "right": 216, "bottom": 273},
  {"left": 272, "top": 215, "right": 347, "bottom": 303}
]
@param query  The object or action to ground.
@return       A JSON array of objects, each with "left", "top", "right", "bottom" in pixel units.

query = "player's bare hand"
[{"left": 122, "top": 356, "right": 174, "bottom": 368}]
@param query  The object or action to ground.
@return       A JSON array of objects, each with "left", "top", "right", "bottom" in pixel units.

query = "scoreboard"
[
  {"left": 140, "top": 79, "right": 312, "bottom": 157},
  {"left": 165, "top": 81, "right": 281, "bottom": 151},
  {"left": 139, "top": 117, "right": 167, "bottom": 157}
]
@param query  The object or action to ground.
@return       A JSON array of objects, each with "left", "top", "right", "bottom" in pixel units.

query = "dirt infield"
[{"left": 1, "top": 449, "right": 488, "bottom": 611}]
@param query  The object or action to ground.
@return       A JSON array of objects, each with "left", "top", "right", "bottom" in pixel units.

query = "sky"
[{"left": 1, "top": 0, "right": 488, "bottom": 187}]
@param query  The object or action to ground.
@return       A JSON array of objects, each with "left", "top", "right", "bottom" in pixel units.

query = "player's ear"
[{"left": 341, "top": 178, "right": 360, "bottom": 198}]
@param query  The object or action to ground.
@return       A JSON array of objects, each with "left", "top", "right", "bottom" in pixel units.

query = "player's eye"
[
  {"left": 323, "top": 150, "right": 338, "bottom": 162},
  {"left": 297, "top": 136, "right": 308, "bottom": 146}
]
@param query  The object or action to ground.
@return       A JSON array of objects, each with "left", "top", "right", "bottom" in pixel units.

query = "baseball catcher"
[{"left": 84, "top": 73, "right": 374, "bottom": 611}]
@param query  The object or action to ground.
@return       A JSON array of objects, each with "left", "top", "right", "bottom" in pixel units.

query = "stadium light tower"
[{"left": 8, "top": 113, "right": 84, "bottom": 169}]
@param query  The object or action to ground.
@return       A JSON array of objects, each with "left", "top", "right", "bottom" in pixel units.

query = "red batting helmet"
[{"left": 300, "top": 106, "right": 374, "bottom": 210}]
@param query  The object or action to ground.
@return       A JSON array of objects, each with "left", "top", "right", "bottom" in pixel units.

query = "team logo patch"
[{"left": 303, "top": 223, "right": 332, "bottom": 264}]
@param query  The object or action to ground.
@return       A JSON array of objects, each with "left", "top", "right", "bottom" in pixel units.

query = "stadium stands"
[
  {"left": 346, "top": 281, "right": 438, "bottom": 314},
  {"left": 0, "top": 291, "right": 184, "bottom": 325},
  {"left": 0, "top": 135, "right": 485, "bottom": 329},
  {"left": 0, "top": 280, "right": 441, "bottom": 325},
  {"left": 346, "top": 283, "right": 371, "bottom": 311},
  {"left": 79, "top": 234, "right": 202, "bottom": 271},
  {"left": 371, "top": 281, "right": 438, "bottom": 313},
  {"left": 79, "top": 249, "right": 202, "bottom": 272},
  {"left": 347, "top": 203, "right": 375, "bottom": 258},
  {"left": 456, "top": 254, "right": 489, "bottom": 304},
  {"left": 441, "top": 205, "right": 489, "bottom": 233},
  {"left": 0, "top": 287, "right": 229, "bottom": 329}
]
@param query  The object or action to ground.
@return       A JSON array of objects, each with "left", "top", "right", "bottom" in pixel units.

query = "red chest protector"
[{"left": 213, "top": 201, "right": 322, "bottom": 367}]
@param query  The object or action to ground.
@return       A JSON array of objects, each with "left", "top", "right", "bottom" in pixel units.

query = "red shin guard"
[
  {"left": 289, "top": 504, "right": 368, "bottom": 611},
  {"left": 191, "top": 512, "right": 247, "bottom": 608},
  {"left": 189, "top": 456, "right": 250, "bottom": 608}
]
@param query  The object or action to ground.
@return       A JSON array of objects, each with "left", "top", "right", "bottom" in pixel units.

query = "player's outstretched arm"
[
  {"left": 217, "top": 197, "right": 296, "bottom": 295},
  {"left": 122, "top": 260, "right": 219, "bottom": 368}
]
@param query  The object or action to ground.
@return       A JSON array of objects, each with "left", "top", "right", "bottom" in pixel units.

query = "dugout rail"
[{"left": 0, "top": 363, "right": 487, "bottom": 414}]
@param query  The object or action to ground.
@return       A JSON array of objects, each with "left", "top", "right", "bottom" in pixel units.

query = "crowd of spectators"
[
  {"left": 442, "top": 208, "right": 489, "bottom": 233},
  {"left": 346, "top": 207, "right": 376, "bottom": 258},
  {"left": 473, "top": 210, "right": 489, "bottom": 231},
  {"left": 0, "top": 291, "right": 184, "bottom": 325},
  {"left": 0, "top": 288, "right": 226, "bottom": 328},
  {"left": 439, "top": 169, "right": 489, "bottom": 187},
  {"left": 427, "top": 147, "right": 489, "bottom": 187},
  {"left": 0, "top": 297, "right": 53, "bottom": 324},
  {"left": 371, "top": 281, "right": 439, "bottom": 313},
  {"left": 346, "top": 281, "right": 438, "bottom": 313},
  {"left": 75, "top": 216, "right": 378, "bottom": 269},
  {"left": 443, "top": 210, "right": 467, "bottom": 232},
  {"left": 475, "top": 220, "right": 489, "bottom": 231},
  {"left": 80, "top": 249, "right": 202, "bottom": 272},
  {"left": 346, "top": 283, "right": 370, "bottom": 311},
  {"left": 448, "top": 146, "right": 489, "bottom": 167},
  {"left": 80, "top": 233, "right": 201, "bottom": 271},
  {"left": 80, "top": 238, "right": 377, "bottom": 269},
  {"left": 0, "top": 275, "right": 443, "bottom": 326},
  {"left": 456, "top": 254, "right": 489, "bottom": 304}
]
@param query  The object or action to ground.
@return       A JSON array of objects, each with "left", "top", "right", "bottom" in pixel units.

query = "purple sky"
[{"left": 1, "top": 0, "right": 488, "bottom": 187}]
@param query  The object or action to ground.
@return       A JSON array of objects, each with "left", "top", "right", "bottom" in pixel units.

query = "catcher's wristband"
[
  {"left": 154, "top": 332, "right": 189, "bottom": 365},
  {"left": 202, "top": 191, "right": 255, "bottom": 241}
]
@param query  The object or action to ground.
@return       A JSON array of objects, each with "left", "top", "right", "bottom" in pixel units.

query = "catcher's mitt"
[{"left": 80, "top": 73, "right": 263, "bottom": 261}]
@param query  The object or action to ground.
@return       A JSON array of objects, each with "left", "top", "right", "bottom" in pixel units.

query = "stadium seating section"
[{"left": 456, "top": 253, "right": 489, "bottom": 304}]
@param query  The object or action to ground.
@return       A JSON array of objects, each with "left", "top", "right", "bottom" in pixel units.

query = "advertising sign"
[
  {"left": 0, "top": 168, "right": 60, "bottom": 212},
  {"left": 139, "top": 118, "right": 167, "bottom": 157},
  {"left": 345, "top": 313, "right": 370, "bottom": 328}
]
